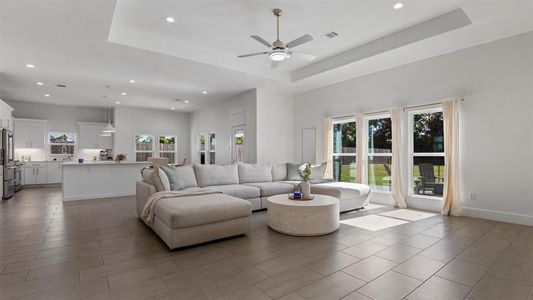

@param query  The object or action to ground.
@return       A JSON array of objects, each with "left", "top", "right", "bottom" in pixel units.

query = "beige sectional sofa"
[{"left": 136, "top": 162, "right": 370, "bottom": 249}]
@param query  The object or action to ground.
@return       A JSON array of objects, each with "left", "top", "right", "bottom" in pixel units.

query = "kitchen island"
[{"left": 62, "top": 161, "right": 149, "bottom": 201}]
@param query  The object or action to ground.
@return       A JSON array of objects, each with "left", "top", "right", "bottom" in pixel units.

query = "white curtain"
[
  {"left": 442, "top": 99, "right": 463, "bottom": 216},
  {"left": 389, "top": 108, "right": 407, "bottom": 208},
  {"left": 324, "top": 118, "right": 333, "bottom": 179},
  {"left": 355, "top": 114, "right": 366, "bottom": 184}
]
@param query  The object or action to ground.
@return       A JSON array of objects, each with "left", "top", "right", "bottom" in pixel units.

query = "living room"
[{"left": 0, "top": 1, "right": 532, "bottom": 299}]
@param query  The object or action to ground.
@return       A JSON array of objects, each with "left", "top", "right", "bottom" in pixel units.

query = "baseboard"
[
  {"left": 62, "top": 192, "right": 135, "bottom": 201},
  {"left": 462, "top": 206, "right": 533, "bottom": 226}
]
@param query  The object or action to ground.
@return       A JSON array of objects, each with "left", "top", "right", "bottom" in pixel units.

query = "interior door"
[{"left": 231, "top": 125, "right": 246, "bottom": 163}]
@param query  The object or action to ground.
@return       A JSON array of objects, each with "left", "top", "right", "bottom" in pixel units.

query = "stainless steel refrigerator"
[{"left": 2, "top": 129, "right": 15, "bottom": 199}]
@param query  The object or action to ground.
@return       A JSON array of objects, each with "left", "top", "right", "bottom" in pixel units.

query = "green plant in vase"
[{"left": 297, "top": 163, "right": 312, "bottom": 199}]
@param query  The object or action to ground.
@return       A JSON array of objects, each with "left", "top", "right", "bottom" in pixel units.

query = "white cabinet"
[
  {"left": 46, "top": 162, "right": 62, "bottom": 184},
  {"left": 14, "top": 119, "right": 46, "bottom": 148},
  {"left": 0, "top": 99, "right": 14, "bottom": 130},
  {"left": 23, "top": 162, "right": 47, "bottom": 185},
  {"left": 79, "top": 123, "right": 112, "bottom": 149}
]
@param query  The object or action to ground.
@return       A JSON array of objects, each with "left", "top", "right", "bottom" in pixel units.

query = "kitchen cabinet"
[
  {"left": 14, "top": 119, "right": 46, "bottom": 149},
  {"left": 79, "top": 123, "right": 112, "bottom": 149},
  {"left": 0, "top": 99, "right": 14, "bottom": 130},
  {"left": 46, "top": 161, "right": 62, "bottom": 184},
  {"left": 23, "top": 162, "right": 47, "bottom": 185}
]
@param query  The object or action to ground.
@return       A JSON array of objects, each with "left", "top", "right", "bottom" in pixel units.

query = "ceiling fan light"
[
  {"left": 102, "top": 123, "right": 116, "bottom": 133},
  {"left": 99, "top": 131, "right": 112, "bottom": 137},
  {"left": 269, "top": 51, "right": 288, "bottom": 62}
]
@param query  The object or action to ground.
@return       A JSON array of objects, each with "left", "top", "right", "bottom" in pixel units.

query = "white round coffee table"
[{"left": 267, "top": 194, "right": 340, "bottom": 236}]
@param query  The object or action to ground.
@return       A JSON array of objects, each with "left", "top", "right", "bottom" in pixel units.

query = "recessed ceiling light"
[
  {"left": 115, "top": 101, "right": 120, "bottom": 104},
  {"left": 44, "top": 94, "right": 50, "bottom": 97},
  {"left": 36, "top": 82, "right": 44, "bottom": 85},
  {"left": 171, "top": 107, "right": 176, "bottom": 110},
  {"left": 121, "top": 92, "right": 127, "bottom": 96},
  {"left": 26, "top": 64, "right": 35, "bottom": 68},
  {"left": 165, "top": 17, "right": 175, "bottom": 23},
  {"left": 129, "top": 79, "right": 135, "bottom": 83},
  {"left": 184, "top": 100, "right": 190, "bottom": 103},
  {"left": 393, "top": 2, "right": 404, "bottom": 9},
  {"left": 202, "top": 91, "right": 208, "bottom": 94}
]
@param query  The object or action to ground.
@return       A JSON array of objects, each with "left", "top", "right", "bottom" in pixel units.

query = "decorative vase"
[{"left": 301, "top": 181, "right": 311, "bottom": 199}]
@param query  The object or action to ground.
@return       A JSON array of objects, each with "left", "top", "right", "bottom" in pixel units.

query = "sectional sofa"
[{"left": 136, "top": 163, "right": 370, "bottom": 249}]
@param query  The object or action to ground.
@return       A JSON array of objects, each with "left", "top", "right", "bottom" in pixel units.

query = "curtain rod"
[{"left": 331, "top": 98, "right": 465, "bottom": 120}]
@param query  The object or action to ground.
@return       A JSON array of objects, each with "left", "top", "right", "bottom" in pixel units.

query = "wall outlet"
[{"left": 468, "top": 193, "right": 476, "bottom": 201}]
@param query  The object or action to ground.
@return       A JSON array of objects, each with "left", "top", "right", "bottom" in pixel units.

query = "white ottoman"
[
  {"left": 311, "top": 182, "right": 370, "bottom": 212},
  {"left": 267, "top": 194, "right": 340, "bottom": 236}
]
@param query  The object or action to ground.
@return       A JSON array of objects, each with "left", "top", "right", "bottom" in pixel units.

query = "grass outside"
[{"left": 339, "top": 164, "right": 445, "bottom": 188}]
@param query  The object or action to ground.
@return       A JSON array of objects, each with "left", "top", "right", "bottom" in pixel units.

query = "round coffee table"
[{"left": 267, "top": 194, "right": 340, "bottom": 236}]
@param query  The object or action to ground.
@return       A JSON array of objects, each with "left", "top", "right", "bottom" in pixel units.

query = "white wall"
[
  {"left": 256, "top": 89, "right": 294, "bottom": 164},
  {"left": 293, "top": 32, "right": 533, "bottom": 225},
  {"left": 114, "top": 107, "right": 190, "bottom": 163},
  {"left": 7, "top": 100, "right": 108, "bottom": 161},
  {"left": 189, "top": 89, "right": 257, "bottom": 165}
]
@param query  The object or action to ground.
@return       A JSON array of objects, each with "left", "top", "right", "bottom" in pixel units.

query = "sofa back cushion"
[
  {"left": 238, "top": 163, "right": 272, "bottom": 183},
  {"left": 194, "top": 164, "right": 239, "bottom": 187},
  {"left": 272, "top": 163, "right": 287, "bottom": 181},
  {"left": 310, "top": 162, "right": 328, "bottom": 180}
]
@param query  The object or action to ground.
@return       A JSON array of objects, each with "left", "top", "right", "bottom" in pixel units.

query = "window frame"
[
  {"left": 49, "top": 132, "right": 76, "bottom": 156},
  {"left": 331, "top": 117, "right": 357, "bottom": 182},
  {"left": 407, "top": 106, "right": 445, "bottom": 199},
  {"left": 158, "top": 135, "right": 177, "bottom": 164},
  {"left": 134, "top": 134, "right": 154, "bottom": 162},
  {"left": 365, "top": 113, "right": 392, "bottom": 193}
]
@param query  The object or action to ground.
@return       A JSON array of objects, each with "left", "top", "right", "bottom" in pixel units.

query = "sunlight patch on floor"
[
  {"left": 379, "top": 209, "right": 436, "bottom": 221},
  {"left": 340, "top": 215, "right": 409, "bottom": 231}
]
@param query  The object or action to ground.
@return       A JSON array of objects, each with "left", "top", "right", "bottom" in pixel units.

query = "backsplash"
[{"left": 15, "top": 149, "right": 103, "bottom": 162}]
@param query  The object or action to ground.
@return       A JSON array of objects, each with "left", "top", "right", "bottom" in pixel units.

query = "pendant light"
[{"left": 101, "top": 101, "right": 116, "bottom": 133}]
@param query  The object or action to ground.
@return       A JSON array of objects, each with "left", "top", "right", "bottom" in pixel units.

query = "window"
[
  {"left": 232, "top": 127, "right": 245, "bottom": 162},
  {"left": 49, "top": 132, "right": 75, "bottom": 155},
  {"left": 135, "top": 134, "right": 153, "bottom": 162},
  {"left": 409, "top": 109, "right": 445, "bottom": 197},
  {"left": 159, "top": 135, "right": 176, "bottom": 164},
  {"left": 367, "top": 115, "right": 392, "bottom": 191},
  {"left": 332, "top": 118, "right": 356, "bottom": 182},
  {"left": 198, "top": 134, "right": 206, "bottom": 164},
  {"left": 209, "top": 133, "right": 216, "bottom": 164}
]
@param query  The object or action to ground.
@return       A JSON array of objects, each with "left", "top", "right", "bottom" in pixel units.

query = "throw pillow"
[
  {"left": 147, "top": 167, "right": 167, "bottom": 192},
  {"left": 158, "top": 167, "right": 171, "bottom": 191},
  {"left": 310, "top": 162, "right": 328, "bottom": 180},
  {"left": 286, "top": 163, "right": 305, "bottom": 181},
  {"left": 160, "top": 166, "right": 186, "bottom": 191}
]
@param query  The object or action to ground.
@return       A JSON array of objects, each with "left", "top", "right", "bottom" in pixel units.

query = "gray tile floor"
[{"left": 1, "top": 187, "right": 533, "bottom": 299}]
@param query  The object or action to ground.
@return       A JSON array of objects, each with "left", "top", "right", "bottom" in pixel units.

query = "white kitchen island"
[{"left": 62, "top": 161, "right": 149, "bottom": 201}]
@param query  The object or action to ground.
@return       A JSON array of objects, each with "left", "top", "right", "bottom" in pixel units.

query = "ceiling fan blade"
[
  {"left": 270, "top": 60, "right": 279, "bottom": 68},
  {"left": 291, "top": 51, "right": 316, "bottom": 61},
  {"left": 238, "top": 52, "right": 269, "bottom": 58},
  {"left": 286, "top": 34, "right": 313, "bottom": 49},
  {"left": 250, "top": 35, "right": 272, "bottom": 48}
]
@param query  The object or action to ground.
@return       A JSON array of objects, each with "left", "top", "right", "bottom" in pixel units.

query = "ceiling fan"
[{"left": 238, "top": 8, "right": 316, "bottom": 68}]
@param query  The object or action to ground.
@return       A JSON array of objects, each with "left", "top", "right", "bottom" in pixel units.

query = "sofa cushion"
[
  {"left": 311, "top": 182, "right": 371, "bottom": 199},
  {"left": 286, "top": 163, "right": 305, "bottom": 181},
  {"left": 194, "top": 164, "right": 239, "bottom": 187},
  {"left": 244, "top": 182, "right": 295, "bottom": 197},
  {"left": 208, "top": 184, "right": 260, "bottom": 199},
  {"left": 158, "top": 168, "right": 171, "bottom": 191},
  {"left": 154, "top": 193, "right": 251, "bottom": 229},
  {"left": 272, "top": 163, "right": 287, "bottom": 181},
  {"left": 310, "top": 162, "right": 327, "bottom": 180},
  {"left": 238, "top": 163, "right": 272, "bottom": 183},
  {"left": 277, "top": 180, "right": 301, "bottom": 188}
]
